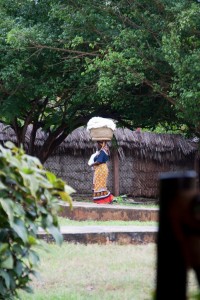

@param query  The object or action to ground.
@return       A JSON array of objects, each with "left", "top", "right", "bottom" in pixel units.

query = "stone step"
[
  {"left": 59, "top": 201, "right": 158, "bottom": 222},
  {"left": 38, "top": 225, "right": 157, "bottom": 245}
]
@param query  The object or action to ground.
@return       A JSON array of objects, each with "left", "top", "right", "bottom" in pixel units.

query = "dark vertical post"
[
  {"left": 113, "top": 149, "right": 119, "bottom": 196},
  {"left": 193, "top": 152, "right": 199, "bottom": 188},
  {"left": 195, "top": 153, "right": 200, "bottom": 188},
  {"left": 156, "top": 171, "right": 197, "bottom": 300}
]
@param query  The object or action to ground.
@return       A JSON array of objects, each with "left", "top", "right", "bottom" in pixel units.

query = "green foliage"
[
  {"left": 84, "top": 0, "right": 200, "bottom": 135},
  {"left": 148, "top": 123, "right": 189, "bottom": 135},
  {"left": 0, "top": 142, "right": 74, "bottom": 299},
  {"left": 162, "top": 3, "right": 200, "bottom": 135},
  {"left": 0, "top": 0, "right": 103, "bottom": 161},
  {"left": 113, "top": 195, "right": 127, "bottom": 204}
]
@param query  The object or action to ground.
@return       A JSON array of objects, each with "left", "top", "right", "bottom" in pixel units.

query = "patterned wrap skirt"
[{"left": 93, "top": 163, "right": 113, "bottom": 204}]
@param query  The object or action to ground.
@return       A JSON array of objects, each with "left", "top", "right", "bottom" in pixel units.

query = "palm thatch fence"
[{"left": 0, "top": 124, "right": 199, "bottom": 200}]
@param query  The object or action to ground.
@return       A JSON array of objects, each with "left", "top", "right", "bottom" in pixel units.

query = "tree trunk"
[
  {"left": 38, "top": 131, "right": 69, "bottom": 164},
  {"left": 37, "top": 124, "right": 68, "bottom": 163},
  {"left": 28, "top": 122, "right": 39, "bottom": 156}
]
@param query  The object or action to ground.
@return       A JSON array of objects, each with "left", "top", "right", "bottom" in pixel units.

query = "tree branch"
[
  {"left": 21, "top": 99, "right": 41, "bottom": 145},
  {"left": 29, "top": 44, "right": 99, "bottom": 57},
  {"left": 28, "top": 121, "right": 39, "bottom": 156},
  {"left": 38, "top": 123, "right": 68, "bottom": 163}
]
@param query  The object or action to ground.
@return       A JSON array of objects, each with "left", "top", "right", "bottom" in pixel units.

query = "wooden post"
[
  {"left": 156, "top": 171, "right": 197, "bottom": 300},
  {"left": 113, "top": 149, "right": 119, "bottom": 196},
  {"left": 194, "top": 152, "right": 200, "bottom": 188}
]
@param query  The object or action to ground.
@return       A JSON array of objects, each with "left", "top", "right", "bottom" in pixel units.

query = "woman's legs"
[{"left": 93, "top": 164, "right": 113, "bottom": 204}]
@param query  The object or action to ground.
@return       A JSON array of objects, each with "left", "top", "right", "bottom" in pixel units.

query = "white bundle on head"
[{"left": 87, "top": 117, "right": 116, "bottom": 131}]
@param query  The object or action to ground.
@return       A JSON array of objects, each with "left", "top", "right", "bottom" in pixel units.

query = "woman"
[{"left": 91, "top": 141, "right": 113, "bottom": 204}]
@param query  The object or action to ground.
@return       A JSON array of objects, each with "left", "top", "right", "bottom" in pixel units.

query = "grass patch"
[
  {"left": 73, "top": 199, "right": 159, "bottom": 209},
  {"left": 20, "top": 243, "right": 156, "bottom": 300},
  {"left": 19, "top": 243, "right": 198, "bottom": 300},
  {"left": 58, "top": 217, "right": 157, "bottom": 227},
  {"left": 109, "top": 202, "right": 158, "bottom": 208}
]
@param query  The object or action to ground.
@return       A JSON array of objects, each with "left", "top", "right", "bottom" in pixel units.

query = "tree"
[
  {"left": 0, "top": 0, "right": 199, "bottom": 163},
  {"left": 0, "top": 1, "right": 85, "bottom": 161},
  {"left": 0, "top": 0, "right": 119, "bottom": 162},
  {"left": 85, "top": 0, "right": 200, "bottom": 136},
  {"left": 162, "top": 3, "right": 200, "bottom": 135}
]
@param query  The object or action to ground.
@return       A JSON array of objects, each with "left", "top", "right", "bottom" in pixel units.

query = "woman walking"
[{"left": 91, "top": 141, "right": 113, "bottom": 204}]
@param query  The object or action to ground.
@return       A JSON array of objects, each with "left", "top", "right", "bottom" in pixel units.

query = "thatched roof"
[
  {"left": 0, "top": 123, "right": 198, "bottom": 162},
  {"left": 60, "top": 127, "right": 198, "bottom": 162},
  {"left": 0, "top": 123, "right": 47, "bottom": 146}
]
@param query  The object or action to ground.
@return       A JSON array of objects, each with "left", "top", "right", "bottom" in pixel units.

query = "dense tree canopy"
[
  {"left": 162, "top": 3, "right": 200, "bottom": 133},
  {"left": 0, "top": 0, "right": 199, "bottom": 161},
  {"left": 85, "top": 0, "right": 200, "bottom": 134}
]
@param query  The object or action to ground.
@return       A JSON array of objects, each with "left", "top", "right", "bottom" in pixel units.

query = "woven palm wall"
[
  {"left": 118, "top": 156, "right": 195, "bottom": 198},
  {"left": 45, "top": 154, "right": 113, "bottom": 197},
  {"left": 45, "top": 152, "right": 195, "bottom": 199}
]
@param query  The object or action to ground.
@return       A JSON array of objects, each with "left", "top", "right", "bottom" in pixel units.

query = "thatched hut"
[
  {"left": 0, "top": 124, "right": 198, "bottom": 199},
  {"left": 44, "top": 127, "right": 199, "bottom": 199}
]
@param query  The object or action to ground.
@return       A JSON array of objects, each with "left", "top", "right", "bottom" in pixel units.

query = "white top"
[{"left": 87, "top": 117, "right": 116, "bottom": 131}]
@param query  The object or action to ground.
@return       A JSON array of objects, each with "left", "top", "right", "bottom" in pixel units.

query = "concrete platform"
[
  {"left": 38, "top": 225, "right": 158, "bottom": 245},
  {"left": 59, "top": 201, "right": 158, "bottom": 222}
]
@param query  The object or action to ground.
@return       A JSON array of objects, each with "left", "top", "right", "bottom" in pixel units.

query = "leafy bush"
[{"left": 0, "top": 142, "right": 74, "bottom": 299}]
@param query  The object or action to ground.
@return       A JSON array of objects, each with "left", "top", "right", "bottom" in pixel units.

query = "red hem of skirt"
[{"left": 93, "top": 194, "right": 114, "bottom": 204}]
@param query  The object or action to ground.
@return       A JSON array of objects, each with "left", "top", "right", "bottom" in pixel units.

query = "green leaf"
[
  {"left": 21, "top": 285, "right": 34, "bottom": 294},
  {"left": 28, "top": 250, "right": 40, "bottom": 266},
  {"left": 4, "top": 141, "right": 15, "bottom": 149},
  {"left": 28, "top": 235, "right": 37, "bottom": 246},
  {"left": 53, "top": 179, "right": 65, "bottom": 190},
  {"left": 0, "top": 243, "right": 8, "bottom": 254},
  {"left": 1, "top": 254, "right": 14, "bottom": 269},
  {"left": 42, "top": 214, "right": 53, "bottom": 227},
  {"left": 57, "top": 191, "right": 73, "bottom": 207},
  {"left": 46, "top": 171, "right": 57, "bottom": 184},
  {"left": 12, "top": 244, "right": 23, "bottom": 256},
  {"left": 47, "top": 225, "right": 63, "bottom": 246},
  {"left": 0, "top": 198, "right": 14, "bottom": 222},
  {"left": 14, "top": 261, "right": 23, "bottom": 276},
  {"left": 19, "top": 173, "right": 39, "bottom": 197},
  {"left": 10, "top": 219, "right": 28, "bottom": 243},
  {"left": 64, "top": 185, "right": 76, "bottom": 195},
  {"left": 25, "top": 155, "right": 41, "bottom": 167},
  {"left": 28, "top": 176, "right": 39, "bottom": 197},
  {"left": 0, "top": 270, "right": 10, "bottom": 288},
  {"left": 22, "top": 168, "right": 34, "bottom": 175},
  {"left": 0, "top": 280, "right": 6, "bottom": 296},
  {"left": 0, "top": 181, "right": 7, "bottom": 190}
]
